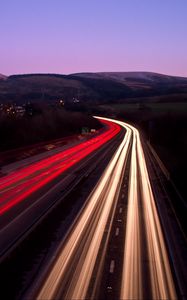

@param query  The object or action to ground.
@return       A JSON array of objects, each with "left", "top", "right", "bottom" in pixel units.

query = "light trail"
[
  {"left": 121, "top": 129, "right": 142, "bottom": 299},
  {"left": 35, "top": 118, "right": 132, "bottom": 300},
  {"left": 31, "top": 117, "right": 177, "bottom": 300},
  {"left": 120, "top": 123, "right": 177, "bottom": 299},
  {"left": 137, "top": 133, "right": 176, "bottom": 299},
  {"left": 0, "top": 120, "right": 120, "bottom": 215}
]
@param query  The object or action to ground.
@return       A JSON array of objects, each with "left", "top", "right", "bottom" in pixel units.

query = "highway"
[
  {"left": 120, "top": 123, "right": 176, "bottom": 300},
  {"left": 29, "top": 117, "right": 178, "bottom": 300},
  {"left": 0, "top": 119, "right": 122, "bottom": 259},
  {"left": 0, "top": 119, "right": 120, "bottom": 216}
]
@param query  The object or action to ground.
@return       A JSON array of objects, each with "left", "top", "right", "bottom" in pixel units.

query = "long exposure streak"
[
  {"left": 34, "top": 117, "right": 176, "bottom": 300},
  {"left": 0, "top": 120, "right": 120, "bottom": 215},
  {"left": 36, "top": 118, "right": 131, "bottom": 300},
  {"left": 120, "top": 123, "right": 177, "bottom": 300}
]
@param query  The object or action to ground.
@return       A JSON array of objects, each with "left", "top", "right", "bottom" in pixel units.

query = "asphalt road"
[
  {"left": 0, "top": 119, "right": 121, "bottom": 260},
  {"left": 30, "top": 117, "right": 178, "bottom": 300},
  {"left": 1, "top": 116, "right": 186, "bottom": 300}
]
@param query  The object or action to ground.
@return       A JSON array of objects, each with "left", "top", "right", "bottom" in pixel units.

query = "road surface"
[
  {"left": 30, "top": 117, "right": 177, "bottom": 300},
  {"left": 0, "top": 119, "right": 121, "bottom": 259}
]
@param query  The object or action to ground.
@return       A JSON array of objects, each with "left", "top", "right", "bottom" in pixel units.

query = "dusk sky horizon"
[{"left": 1, "top": 0, "right": 187, "bottom": 77}]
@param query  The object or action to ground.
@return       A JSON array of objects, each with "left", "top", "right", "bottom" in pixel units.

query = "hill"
[
  {"left": 73, "top": 72, "right": 187, "bottom": 95},
  {"left": 0, "top": 72, "right": 187, "bottom": 104},
  {"left": 0, "top": 74, "right": 7, "bottom": 80}
]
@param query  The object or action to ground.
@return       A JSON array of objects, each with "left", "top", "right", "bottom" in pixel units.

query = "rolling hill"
[
  {"left": 0, "top": 74, "right": 7, "bottom": 80},
  {"left": 0, "top": 72, "right": 187, "bottom": 104}
]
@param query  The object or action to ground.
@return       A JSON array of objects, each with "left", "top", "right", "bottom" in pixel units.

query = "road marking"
[
  {"left": 119, "top": 207, "right": 122, "bottom": 213},
  {"left": 109, "top": 260, "right": 115, "bottom": 273},
  {"left": 122, "top": 194, "right": 125, "bottom": 199},
  {"left": 115, "top": 227, "right": 119, "bottom": 236},
  {"left": 117, "top": 219, "right": 122, "bottom": 222}
]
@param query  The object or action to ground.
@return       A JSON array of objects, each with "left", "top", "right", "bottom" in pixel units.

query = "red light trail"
[
  {"left": 35, "top": 117, "right": 177, "bottom": 300},
  {"left": 0, "top": 120, "right": 121, "bottom": 215}
]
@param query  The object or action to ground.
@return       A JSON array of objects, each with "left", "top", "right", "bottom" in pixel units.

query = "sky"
[{"left": 1, "top": 0, "right": 187, "bottom": 76}]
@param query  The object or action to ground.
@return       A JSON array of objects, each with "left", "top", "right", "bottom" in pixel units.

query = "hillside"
[
  {"left": 0, "top": 74, "right": 7, "bottom": 80},
  {"left": 73, "top": 72, "right": 187, "bottom": 94},
  {"left": 0, "top": 72, "right": 187, "bottom": 104}
]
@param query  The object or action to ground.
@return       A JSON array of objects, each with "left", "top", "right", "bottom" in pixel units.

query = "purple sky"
[{"left": 1, "top": 0, "right": 187, "bottom": 76}]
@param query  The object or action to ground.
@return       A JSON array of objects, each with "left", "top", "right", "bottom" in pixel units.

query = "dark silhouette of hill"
[
  {"left": 0, "top": 74, "right": 7, "bottom": 80},
  {"left": 0, "top": 72, "right": 187, "bottom": 104}
]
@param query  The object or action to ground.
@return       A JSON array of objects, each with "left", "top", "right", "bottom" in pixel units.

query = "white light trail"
[
  {"left": 36, "top": 117, "right": 132, "bottom": 300},
  {"left": 35, "top": 117, "right": 177, "bottom": 300},
  {"left": 120, "top": 122, "right": 177, "bottom": 300}
]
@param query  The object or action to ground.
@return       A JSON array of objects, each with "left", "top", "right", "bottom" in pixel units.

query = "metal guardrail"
[
  {"left": 147, "top": 141, "right": 170, "bottom": 180},
  {"left": 147, "top": 140, "right": 187, "bottom": 210}
]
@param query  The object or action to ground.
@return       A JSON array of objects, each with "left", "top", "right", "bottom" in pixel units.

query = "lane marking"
[
  {"left": 119, "top": 207, "right": 122, "bottom": 213},
  {"left": 109, "top": 260, "right": 115, "bottom": 273},
  {"left": 115, "top": 227, "right": 119, "bottom": 236},
  {"left": 122, "top": 194, "right": 125, "bottom": 199}
]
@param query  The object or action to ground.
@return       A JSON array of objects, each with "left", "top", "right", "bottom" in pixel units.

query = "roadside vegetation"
[
  {"left": 0, "top": 73, "right": 186, "bottom": 200},
  {"left": 105, "top": 99, "right": 187, "bottom": 200},
  {"left": 0, "top": 105, "right": 101, "bottom": 151}
]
